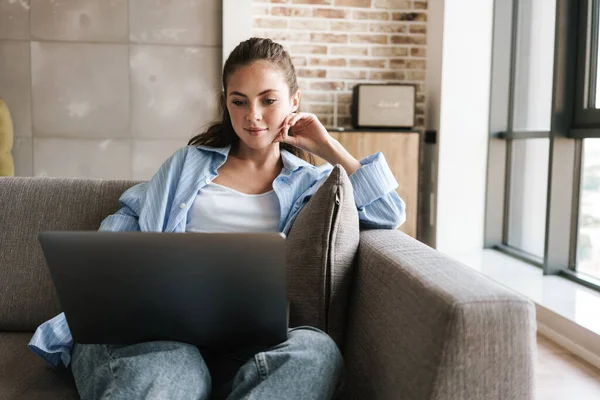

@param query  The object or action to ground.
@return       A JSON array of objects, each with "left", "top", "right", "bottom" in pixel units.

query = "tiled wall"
[
  {"left": 252, "top": 0, "right": 428, "bottom": 130},
  {"left": 1, "top": 0, "right": 222, "bottom": 179}
]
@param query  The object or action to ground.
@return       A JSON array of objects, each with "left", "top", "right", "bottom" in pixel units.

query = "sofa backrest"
[{"left": 0, "top": 177, "right": 139, "bottom": 331}]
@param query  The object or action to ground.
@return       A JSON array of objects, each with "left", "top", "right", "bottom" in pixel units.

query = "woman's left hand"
[{"left": 273, "top": 112, "right": 332, "bottom": 159}]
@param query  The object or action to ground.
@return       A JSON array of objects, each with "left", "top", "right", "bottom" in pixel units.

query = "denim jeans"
[{"left": 71, "top": 326, "right": 344, "bottom": 400}]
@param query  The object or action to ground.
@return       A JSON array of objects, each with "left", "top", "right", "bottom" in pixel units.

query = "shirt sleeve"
[
  {"left": 98, "top": 182, "right": 147, "bottom": 232},
  {"left": 27, "top": 183, "right": 148, "bottom": 367},
  {"left": 28, "top": 313, "right": 73, "bottom": 367},
  {"left": 349, "top": 152, "right": 406, "bottom": 229}
]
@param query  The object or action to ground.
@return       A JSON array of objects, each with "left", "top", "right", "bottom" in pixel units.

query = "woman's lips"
[{"left": 245, "top": 128, "right": 267, "bottom": 136}]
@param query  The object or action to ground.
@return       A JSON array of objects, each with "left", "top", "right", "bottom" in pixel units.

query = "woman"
[{"left": 29, "top": 37, "right": 406, "bottom": 399}]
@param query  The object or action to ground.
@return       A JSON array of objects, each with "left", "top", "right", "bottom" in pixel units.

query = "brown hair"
[{"left": 188, "top": 37, "right": 314, "bottom": 164}]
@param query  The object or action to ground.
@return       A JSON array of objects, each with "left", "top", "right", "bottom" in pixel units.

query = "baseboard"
[{"left": 536, "top": 304, "right": 600, "bottom": 370}]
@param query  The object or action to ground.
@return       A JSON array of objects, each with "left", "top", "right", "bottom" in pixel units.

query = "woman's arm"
[
  {"left": 99, "top": 183, "right": 147, "bottom": 232},
  {"left": 277, "top": 112, "right": 406, "bottom": 230}
]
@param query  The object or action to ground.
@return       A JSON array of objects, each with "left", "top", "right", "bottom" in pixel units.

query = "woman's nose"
[{"left": 246, "top": 105, "right": 262, "bottom": 121}]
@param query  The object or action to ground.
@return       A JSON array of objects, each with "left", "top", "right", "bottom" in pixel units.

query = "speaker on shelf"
[{"left": 351, "top": 83, "right": 416, "bottom": 129}]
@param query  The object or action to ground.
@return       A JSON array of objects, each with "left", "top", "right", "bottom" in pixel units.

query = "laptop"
[{"left": 37, "top": 231, "right": 289, "bottom": 352}]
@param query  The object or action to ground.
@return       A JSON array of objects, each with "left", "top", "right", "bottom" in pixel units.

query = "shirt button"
[
  {"left": 180, "top": 203, "right": 186, "bottom": 209},
  {"left": 204, "top": 178, "right": 211, "bottom": 184}
]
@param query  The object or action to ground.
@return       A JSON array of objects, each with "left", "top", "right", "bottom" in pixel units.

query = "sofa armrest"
[{"left": 341, "top": 230, "right": 536, "bottom": 400}]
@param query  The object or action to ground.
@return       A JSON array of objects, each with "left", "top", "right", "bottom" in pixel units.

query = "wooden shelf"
[{"left": 319, "top": 130, "right": 420, "bottom": 238}]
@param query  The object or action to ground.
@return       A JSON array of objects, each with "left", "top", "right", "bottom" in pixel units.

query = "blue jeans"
[{"left": 71, "top": 326, "right": 344, "bottom": 400}]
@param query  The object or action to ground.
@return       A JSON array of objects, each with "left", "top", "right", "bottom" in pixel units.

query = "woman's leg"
[
  {"left": 225, "top": 326, "right": 344, "bottom": 400},
  {"left": 71, "top": 341, "right": 212, "bottom": 400}
]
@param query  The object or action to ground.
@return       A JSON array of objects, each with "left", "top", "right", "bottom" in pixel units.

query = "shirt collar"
[{"left": 193, "top": 144, "right": 309, "bottom": 172}]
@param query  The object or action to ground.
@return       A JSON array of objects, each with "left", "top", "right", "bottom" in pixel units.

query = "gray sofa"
[{"left": 0, "top": 177, "right": 536, "bottom": 400}]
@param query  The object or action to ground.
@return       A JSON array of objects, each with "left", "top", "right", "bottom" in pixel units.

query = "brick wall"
[{"left": 252, "top": 0, "right": 428, "bottom": 130}]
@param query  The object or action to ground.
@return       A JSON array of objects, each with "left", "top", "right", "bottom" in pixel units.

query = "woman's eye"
[
  {"left": 264, "top": 99, "right": 277, "bottom": 105},
  {"left": 232, "top": 100, "right": 245, "bottom": 106}
]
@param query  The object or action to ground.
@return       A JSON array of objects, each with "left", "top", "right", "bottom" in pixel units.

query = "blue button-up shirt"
[{"left": 28, "top": 144, "right": 406, "bottom": 367}]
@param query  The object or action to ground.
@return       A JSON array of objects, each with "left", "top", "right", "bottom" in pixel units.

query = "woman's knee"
[
  {"left": 72, "top": 341, "right": 211, "bottom": 399},
  {"left": 287, "top": 327, "right": 343, "bottom": 372}
]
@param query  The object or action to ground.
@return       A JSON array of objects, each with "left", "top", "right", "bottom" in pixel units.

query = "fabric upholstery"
[
  {"left": 0, "top": 99, "right": 14, "bottom": 177},
  {"left": 0, "top": 333, "right": 78, "bottom": 399},
  {"left": 0, "top": 177, "right": 140, "bottom": 331},
  {"left": 342, "top": 229, "right": 536, "bottom": 400},
  {"left": 286, "top": 165, "right": 360, "bottom": 348}
]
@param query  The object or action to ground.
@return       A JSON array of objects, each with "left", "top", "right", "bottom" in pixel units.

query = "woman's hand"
[
  {"left": 273, "top": 112, "right": 362, "bottom": 175},
  {"left": 272, "top": 112, "right": 331, "bottom": 158}
]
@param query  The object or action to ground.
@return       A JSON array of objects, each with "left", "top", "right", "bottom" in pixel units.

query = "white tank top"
[{"left": 185, "top": 182, "right": 280, "bottom": 233}]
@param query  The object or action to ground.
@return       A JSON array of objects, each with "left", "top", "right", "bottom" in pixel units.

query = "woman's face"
[{"left": 226, "top": 61, "right": 300, "bottom": 150}]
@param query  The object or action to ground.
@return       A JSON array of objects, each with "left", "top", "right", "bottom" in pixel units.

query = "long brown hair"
[{"left": 188, "top": 37, "right": 314, "bottom": 164}]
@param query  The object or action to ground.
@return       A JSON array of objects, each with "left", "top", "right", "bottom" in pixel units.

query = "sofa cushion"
[
  {"left": 0, "top": 177, "right": 140, "bottom": 331},
  {"left": 0, "top": 333, "right": 78, "bottom": 399},
  {"left": 286, "top": 165, "right": 360, "bottom": 349}
]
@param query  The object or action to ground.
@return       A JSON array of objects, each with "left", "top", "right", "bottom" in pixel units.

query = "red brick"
[
  {"left": 406, "top": 70, "right": 425, "bottom": 80},
  {"left": 313, "top": 8, "right": 350, "bottom": 18},
  {"left": 292, "top": 0, "right": 332, "bottom": 4},
  {"left": 409, "top": 24, "right": 427, "bottom": 34},
  {"left": 309, "top": 104, "right": 334, "bottom": 114},
  {"left": 271, "top": 7, "right": 312, "bottom": 17},
  {"left": 410, "top": 47, "right": 427, "bottom": 57},
  {"left": 350, "top": 34, "right": 388, "bottom": 44},
  {"left": 390, "top": 59, "right": 406, "bottom": 68},
  {"left": 290, "top": 20, "right": 329, "bottom": 30},
  {"left": 301, "top": 92, "right": 333, "bottom": 102},
  {"left": 368, "top": 70, "right": 406, "bottom": 80},
  {"left": 309, "top": 58, "right": 347, "bottom": 66},
  {"left": 297, "top": 68, "right": 327, "bottom": 78},
  {"left": 311, "top": 33, "right": 348, "bottom": 43},
  {"left": 291, "top": 44, "right": 328, "bottom": 54},
  {"left": 349, "top": 59, "right": 387, "bottom": 68},
  {"left": 298, "top": 79, "right": 310, "bottom": 90},
  {"left": 253, "top": 18, "right": 288, "bottom": 29},
  {"left": 327, "top": 69, "right": 367, "bottom": 79},
  {"left": 337, "top": 93, "right": 353, "bottom": 103},
  {"left": 310, "top": 81, "right": 345, "bottom": 90},
  {"left": 337, "top": 103, "right": 351, "bottom": 115},
  {"left": 292, "top": 56, "right": 308, "bottom": 66},
  {"left": 372, "top": 47, "right": 409, "bottom": 57},
  {"left": 330, "top": 46, "right": 369, "bottom": 56},
  {"left": 370, "top": 23, "right": 407, "bottom": 33},
  {"left": 391, "top": 35, "right": 426, "bottom": 45},
  {"left": 335, "top": 0, "right": 371, "bottom": 7},
  {"left": 264, "top": 31, "right": 310, "bottom": 41},
  {"left": 353, "top": 11, "right": 389, "bottom": 20},
  {"left": 407, "top": 59, "right": 426, "bottom": 69},
  {"left": 331, "top": 21, "right": 369, "bottom": 32},
  {"left": 374, "top": 0, "right": 411, "bottom": 9},
  {"left": 392, "top": 12, "right": 427, "bottom": 21},
  {"left": 337, "top": 116, "right": 353, "bottom": 126}
]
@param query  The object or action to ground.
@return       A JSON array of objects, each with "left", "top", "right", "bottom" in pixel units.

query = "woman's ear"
[{"left": 291, "top": 90, "right": 301, "bottom": 112}]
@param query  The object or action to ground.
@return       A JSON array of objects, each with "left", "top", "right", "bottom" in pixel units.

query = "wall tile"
[
  {"left": 12, "top": 137, "right": 33, "bottom": 176},
  {"left": 33, "top": 138, "right": 131, "bottom": 179},
  {"left": 130, "top": 0, "right": 222, "bottom": 46},
  {"left": 0, "top": 41, "right": 31, "bottom": 137},
  {"left": 132, "top": 139, "right": 185, "bottom": 180},
  {"left": 31, "top": 0, "right": 128, "bottom": 42},
  {"left": 0, "top": 0, "right": 30, "bottom": 40},
  {"left": 31, "top": 42, "right": 129, "bottom": 138},
  {"left": 130, "top": 45, "right": 221, "bottom": 139}
]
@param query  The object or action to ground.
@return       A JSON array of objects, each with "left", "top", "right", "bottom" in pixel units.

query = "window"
[
  {"left": 507, "top": 139, "right": 549, "bottom": 258},
  {"left": 511, "top": 0, "right": 556, "bottom": 132},
  {"left": 577, "top": 139, "right": 600, "bottom": 280},
  {"left": 486, "top": 0, "right": 600, "bottom": 291}
]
